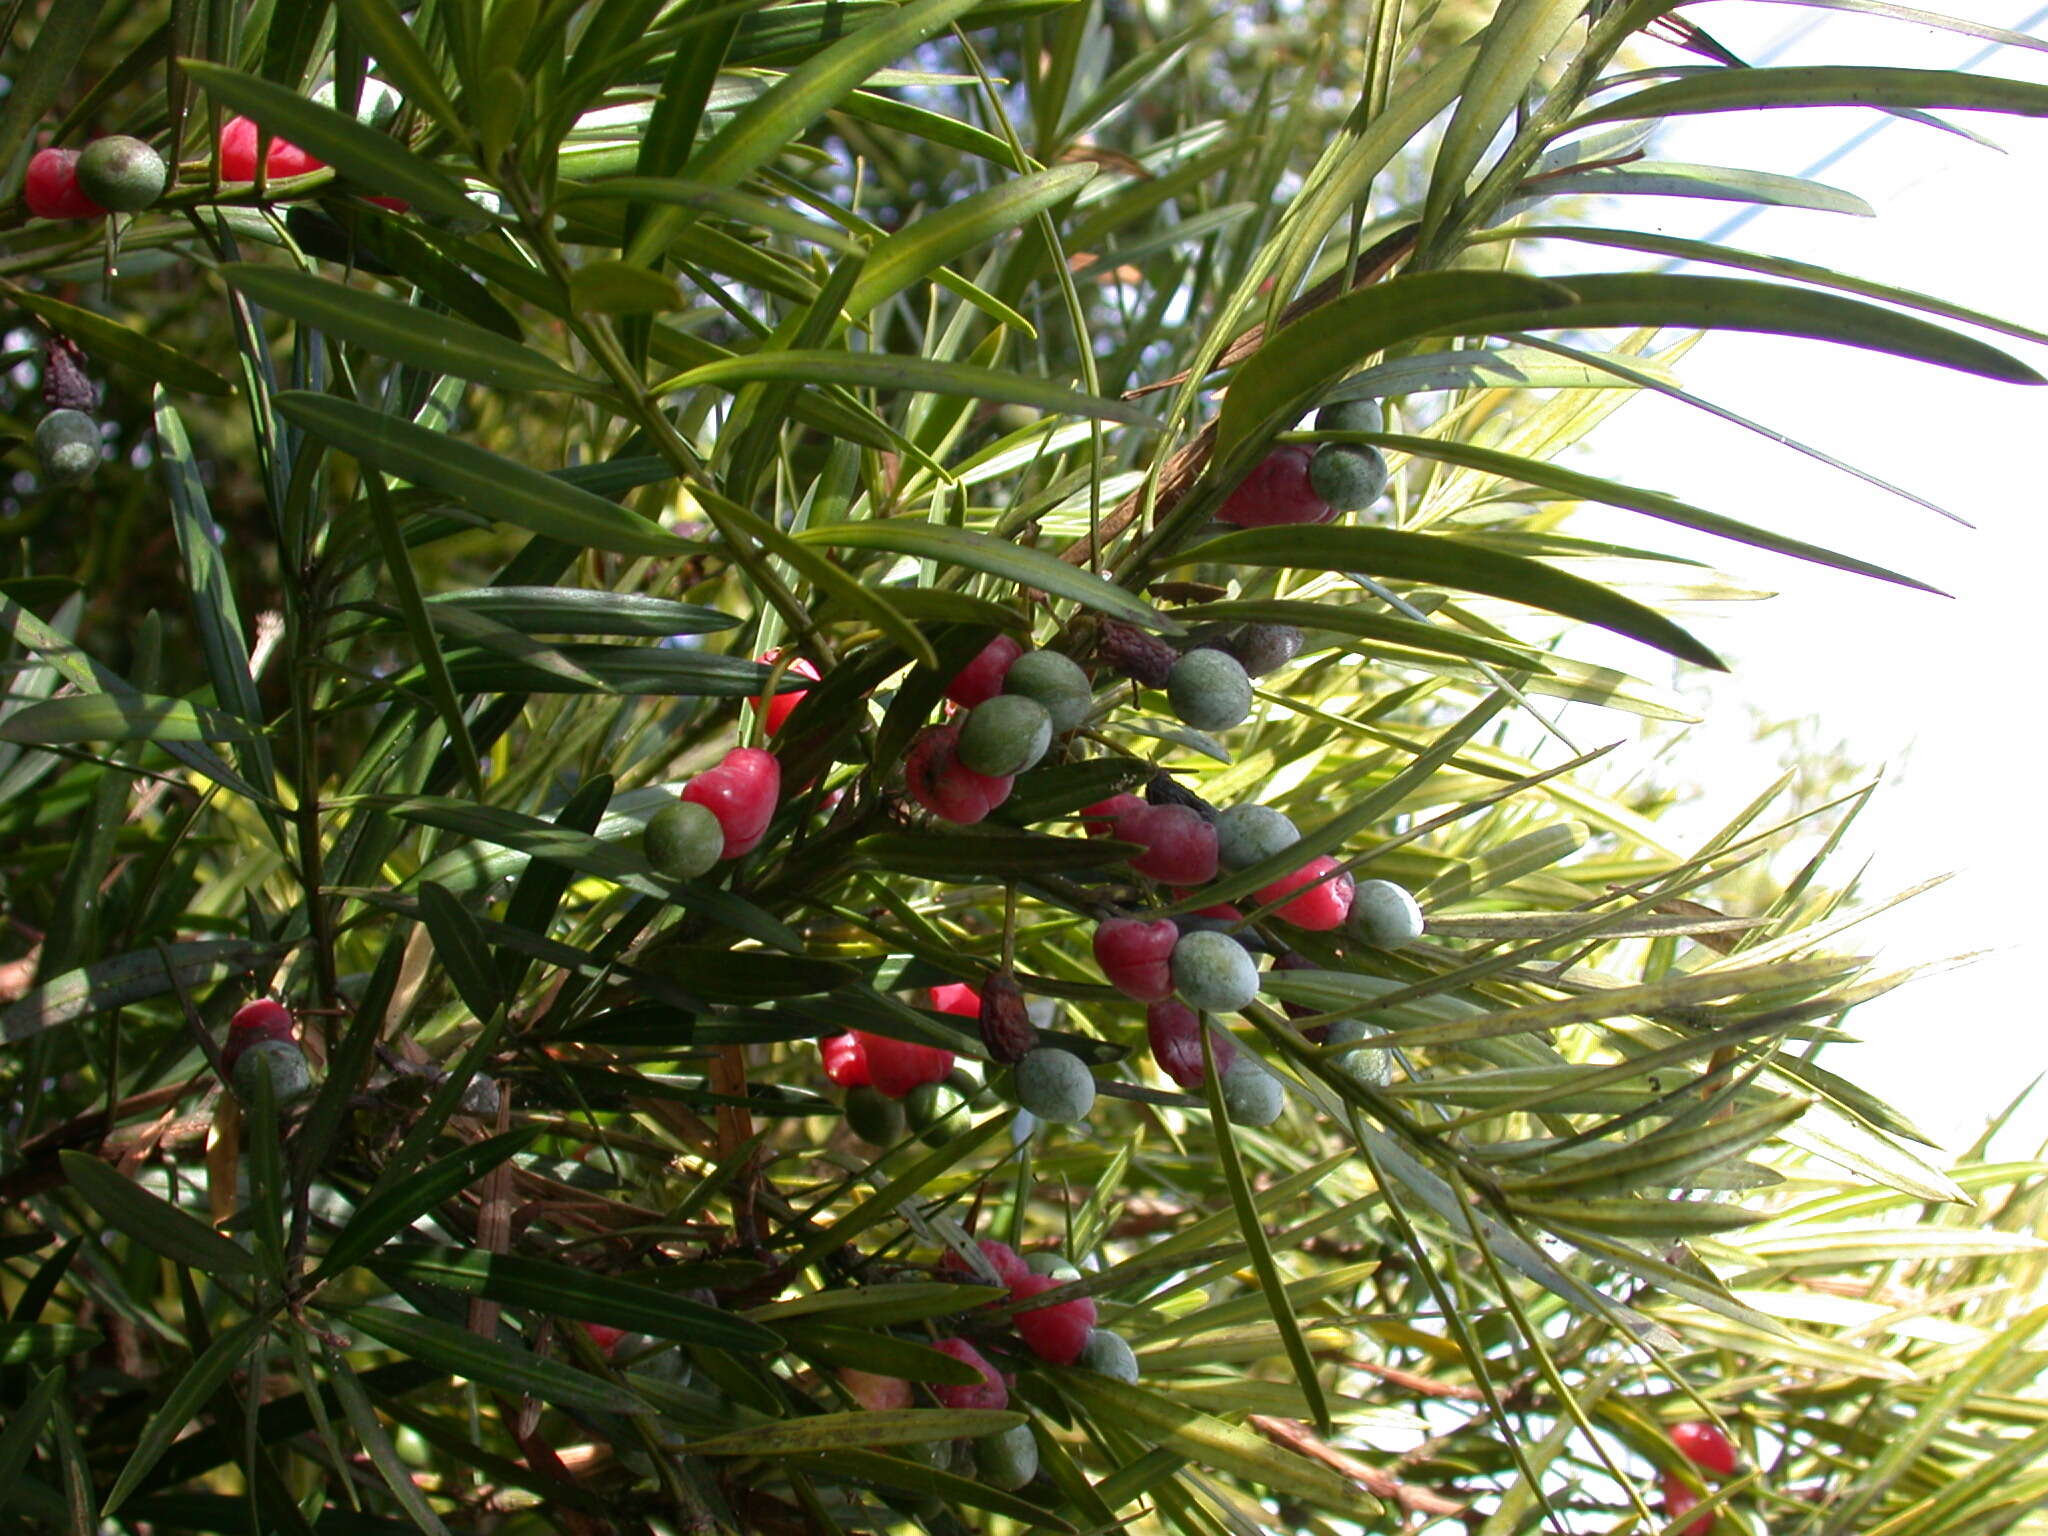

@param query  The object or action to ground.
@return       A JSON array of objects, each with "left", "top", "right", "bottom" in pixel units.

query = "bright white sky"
[{"left": 1548, "top": 2, "right": 2048, "bottom": 1157}]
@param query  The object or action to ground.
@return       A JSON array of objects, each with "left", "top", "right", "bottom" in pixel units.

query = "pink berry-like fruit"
[
  {"left": 947, "top": 635, "right": 1026, "bottom": 707},
  {"left": 1093, "top": 917, "right": 1180, "bottom": 1002},
  {"left": 931, "top": 1338, "right": 1009, "bottom": 1410},
  {"left": 219, "top": 115, "right": 326, "bottom": 180},
  {"left": 1670, "top": 1422, "right": 1738, "bottom": 1478},
  {"left": 1115, "top": 803, "right": 1219, "bottom": 885},
  {"left": 1009, "top": 1273, "right": 1097, "bottom": 1365},
  {"left": 1660, "top": 1472, "right": 1713, "bottom": 1536},
  {"left": 904, "top": 724, "right": 1014, "bottom": 825},
  {"left": 842, "top": 1367, "right": 914, "bottom": 1411},
  {"left": 24, "top": 149, "right": 106, "bottom": 220},
  {"left": 1080, "top": 793, "right": 1145, "bottom": 836},
  {"left": 930, "top": 982, "right": 982, "bottom": 1018},
  {"left": 1216, "top": 446, "right": 1335, "bottom": 528},
  {"left": 941, "top": 1238, "right": 1031, "bottom": 1289},
  {"left": 820, "top": 1032, "right": 871, "bottom": 1087},
  {"left": 863, "top": 1033, "right": 955, "bottom": 1100},
  {"left": 681, "top": 746, "right": 781, "bottom": 857},
  {"left": 748, "top": 650, "right": 820, "bottom": 735},
  {"left": 1146, "top": 1000, "right": 1238, "bottom": 1088},
  {"left": 583, "top": 1323, "right": 627, "bottom": 1355},
  {"left": 223, "top": 999, "right": 295, "bottom": 1071},
  {"left": 1255, "top": 855, "right": 1354, "bottom": 930}
]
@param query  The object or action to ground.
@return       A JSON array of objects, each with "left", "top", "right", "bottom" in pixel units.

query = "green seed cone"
[
  {"left": 1166, "top": 648, "right": 1253, "bottom": 732},
  {"left": 76, "top": 136, "right": 167, "bottom": 213},
  {"left": 1308, "top": 443, "right": 1389, "bottom": 510},
  {"left": 1014, "top": 1047, "right": 1096, "bottom": 1124},
  {"left": 1317, "top": 397, "right": 1384, "bottom": 436},
  {"left": 232, "top": 1038, "right": 315, "bottom": 1106},
  {"left": 974, "top": 1421, "right": 1039, "bottom": 1490},
  {"left": 844, "top": 1085, "right": 907, "bottom": 1145},
  {"left": 643, "top": 799, "right": 723, "bottom": 880},
  {"left": 1215, "top": 803, "right": 1300, "bottom": 870},
  {"left": 1002, "top": 650, "right": 1094, "bottom": 733},
  {"left": 1171, "top": 930, "right": 1260, "bottom": 1014},
  {"left": 1220, "top": 1061, "right": 1284, "bottom": 1126},
  {"left": 1077, "top": 1328, "right": 1140, "bottom": 1383},
  {"left": 1347, "top": 878, "right": 1423, "bottom": 949},
  {"left": 34, "top": 410, "right": 100, "bottom": 485},
  {"left": 1326, "top": 1018, "right": 1394, "bottom": 1088},
  {"left": 957, "top": 694, "right": 1054, "bottom": 776},
  {"left": 905, "top": 1079, "right": 968, "bottom": 1145}
]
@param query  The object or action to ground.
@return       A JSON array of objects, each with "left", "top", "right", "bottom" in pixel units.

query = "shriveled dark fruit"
[
  {"left": 905, "top": 1080, "right": 969, "bottom": 1145},
  {"left": 957, "top": 693, "right": 1054, "bottom": 777},
  {"left": 1096, "top": 618, "right": 1179, "bottom": 688},
  {"left": 1347, "top": 877, "right": 1425, "bottom": 949},
  {"left": 1014, "top": 1047, "right": 1095, "bottom": 1124},
  {"left": 33, "top": 410, "right": 100, "bottom": 485},
  {"left": 844, "top": 1085, "right": 907, "bottom": 1144},
  {"left": 1308, "top": 443, "right": 1390, "bottom": 510},
  {"left": 974, "top": 1422, "right": 1040, "bottom": 1491},
  {"left": 1220, "top": 1060, "right": 1285, "bottom": 1126},
  {"left": 1317, "top": 396, "right": 1384, "bottom": 436},
  {"left": 232, "top": 1038, "right": 315, "bottom": 1106},
  {"left": 643, "top": 799, "right": 723, "bottom": 880},
  {"left": 977, "top": 971, "right": 1038, "bottom": 1064},
  {"left": 1144, "top": 771, "right": 1219, "bottom": 821},
  {"left": 1002, "top": 650, "right": 1093, "bottom": 733},
  {"left": 1215, "top": 803, "right": 1300, "bottom": 870},
  {"left": 1076, "top": 1328, "right": 1140, "bottom": 1383},
  {"left": 1325, "top": 1019, "right": 1393, "bottom": 1089},
  {"left": 1166, "top": 648, "right": 1253, "bottom": 732},
  {"left": 76, "top": 136, "right": 168, "bottom": 213},
  {"left": 1227, "top": 622, "right": 1305, "bottom": 678},
  {"left": 1171, "top": 930, "right": 1260, "bottom": 1014}
]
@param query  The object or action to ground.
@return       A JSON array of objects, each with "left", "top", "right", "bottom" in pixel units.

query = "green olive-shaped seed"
[
  {"left": 76, "top": 136, "right": 168, "bottom": 213},
  {"left": 1171, "top": 930, "right": 1260, "bottom": 1014},
  {"left": 957, "top": 694, "right": 1054, "bottom": 777},
  {"left": 1166, "top": 648, "right": 1253, "bottom": 733},
  {"left": 844, "top": 1085, "right": 908, "bottom": 1145},
  {"left": 312, "top": 77, "right": 403, "bottom": 128},
  {"left": 1026, "top": 1250, "right": 1082, "bottom": 1281},
  {"left": 643, "top": 799, "right": 724, "bottom": 879},
  {"left": 1076, "top": 1328, "right": 1140, "bottom": 1383},
  {"left": 1347, "top": 878, "right": 1424, "bottom": 949},
  {"left": 1316, "top": 397, "right": 1384, "bottom": 436},
  {"left": 1325, "top": 1018, "right": 1394, "bottom": 1088},
  {"left": 1214, "top": 803, "right": 1300, "bottom": 870},
  {"left": 1221, "top": 1061, "right": 1285, "bottom": 1127},
  {"left": 232, "top": 1038, "right": 315, "bottom": 1105},
  {"left": 1001, "top": 650, "right": 1094, "bottom": 734},
  {"left": 1308, "top": 444, "right": 1389, "bottom": 510},
  {"left": 1229, "top": 623, "right": 1304, "bottom": 678},
  {"left": 1014, "top": 1047, "right": 1096, "bottom": 1124},
  {"left": 974, "top": 1421, "right": 1040, "bottom": 1490},
  {"left": 905, "top": 1079, "right": 969, "bottom": 1145},
  {"left": 34, "top": 410, "right": 100, "bottom": 485}
]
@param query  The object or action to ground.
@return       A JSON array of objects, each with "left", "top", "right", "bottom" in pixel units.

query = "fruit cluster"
[
  {"left": 642, "top": 747, "right": 783, "bottom": 878},
  {"left": 1663, "top": 1419, "right": 1740, "bottom": 1535}
]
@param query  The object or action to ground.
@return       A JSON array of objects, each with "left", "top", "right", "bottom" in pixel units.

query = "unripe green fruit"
[
  {"left": 1076, "top": 1328, "right": 1140, "bottom": 1383},
  {"left": 1317, "top": 397, "right": 1383, "bottom": 436},
  {"left": 1347, "top": 878, "right": 1424, "bottom": 949},
  {"left": 1014, "top": 1047, "right": 1095, "bottom": 1124},
  {"left": 1220, "top": 1061, "right": 1284, "bottom": 1127},
  {"left": 1326, "top": 1018, "right": 1393, "bottom": 1088},
  {"left": 946, "top": 1066, "right": 997, "bottom": 1109},
  {"left": 76, "top": 136, "right": 167, "bottom": 213},
  {"left": 1308, "top": 444, "right": 1389, "bottom": 510},
  {"left": 905, "top": 1079, "right": 968, "bottom": 1145},
  {"left": 233, "top": 1038, "right": 314, "bottom": 1105},
  {"left": 957, "top": 694, "right": 1054, "bottom": 776},
  {"left": 1001, "top": 650, "right": 1093, "bottom": 734},
  {"left": 1215, "top": 803, "right": 1300, "bottom": 870},
  {"left": 845, "top": 1085, "right": 907, "bottom": 1145},
  {"left": 643, "top": 799, "right": 723, "bottom": 879},
  {"left": 1166, "top": 648, "right": 1253, "bottom": 733},
  {"left": 1026, "top": 1250, "right": 1082, "bottom": 1281},
  {"left": 1171, "top": 930, "right": 1260, "bottom": 1014},
  {"left": 313, "top": 78, "right": 403, "bottom": 129},
  {"left": 903, "top": 1437, "right": 951, "bottom": 1469},
  {"left": 974, "top": 1421, "right": 1039, "bottom": 1490},
  {"left": 33, "top": 410, "right": 99, "bottom": 485}
]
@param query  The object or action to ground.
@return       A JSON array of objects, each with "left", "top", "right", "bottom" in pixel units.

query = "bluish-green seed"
[
  {"left": 1347, "top": 878, "right": 1424, "bottom": 949},
  {"left": 1215, "top": 803, "right": 1300, "bottom": 870},
  {"left": 1308, "top": 443, "right": 1390, "bottom": 510},
  {"left": 957, "top": 694, "right": 1054, "bottom": 776},
  {"left": 1317, "top": 397, "right": 1384, "bottom": 436},
  {"left": 1077, "top": 1328, "right": 1140, "bottom": 1383},
  {"left": 1015, "top": 1047, "right": 1096, "bottom": 1124},
  {"left": 1166, "top": 648, "right": 1253, "bottom": 732},
  {"left": 1325, "top": 1018, "right": 1393, "bottom": 1089},
  {"left": 1220, "top": 1061, "right": 1285, "bottom": 1127},
  {"left": 76, "top": 136, "right": 167, "bottom": 213},
  {"left": 643, "top": 799, "right": 723, "bottom": 880},
  {"left": 1002, "top": 650, "right": 1094, "bottom": 734},
  {"left": 1171, "top": 930, "right": 1260, "bottom": 1014},
  {"left": 34, "top": 410, "right": 100, "bottom": 485},
  {"left": 974, "top": 1422, "right": 1039, "bottom": 1490}
]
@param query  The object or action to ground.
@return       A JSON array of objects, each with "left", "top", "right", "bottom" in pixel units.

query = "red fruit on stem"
[
  {"left": 1146, "top": 1000, "right": 1238, "bottom": 1088},
  {"left": 1009, "top": 1273, "right": 1097, "bottom": 1365},
  {"left": 748, "top": 650, "right": 821, "bottom": 736},
  {"left": 1255, "top": 855, "right": 1354, "bottom": 930},
  {"left": 863, "top": 1033, "right": 955, "bottom": 1099},
  {"left": 25, "top": 149, "right": 106, "bottom": 220},
  {"left": 931, "top": 1338, "right": 1009, "bottom": 1410},
  {"left": 941, "top": 1238, "right": 1031, "bottom": 1288},
  {"left": 929, "top": 982, "right": 982, "bottom": 1018},
  {"left": 582, "top": 1323, "right": 627, "bottom": 1355},
  {"left": 1659, "top": 1472, "right": 1713, "bottom": 1536},
  {"left": 223, "top": 999, "right": 295, "bottom": 1070},
  {"left": 681, "top": 747, "right": 781, "bottom": 857},
  {"left": 1670, "top": 1421, "right": 1738, "bottom": 1478},
  {"left": 820, "top": 1032, "right": 871, "bottom": 1087},
  {"left": 1115, "top": 803, "right": 1219, "bottom": 885},
  {"left": 1092, "top": 917, "right": 1180, "bottom": 1002},
  {"left": 1079, "top": 793, "right": 1146, "bottom": 836},
  {"left": 947, "top": 635, "right": 1026, "bottom": 707},
  {"left": 1217, "top": 446, "right": 1335, "bottom": 528},
  {"left": 219, "top": 115, "right": 326, "bottom": 180},
  {"left": 904, "top": 724, "right": 1013, "bottom": 825}
]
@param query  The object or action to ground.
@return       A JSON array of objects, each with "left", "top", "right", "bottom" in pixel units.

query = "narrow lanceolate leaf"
[
  {"left": 1167, "top": 525, "right": 1724, "bottom": 670},
  {"left": 182, "top": 60, "right": 482, "bottom": 224},
  {"left": 328, "top": 1306, "right": 650, "bottom": 1416},
  {"left": 1500, "top": 1098, "right": 1810, "bottom": 1200},
  {"left": 313, "top": 1129, "right": 540, "bottom": 1281},
  {"left": 421, "top": 587, "right": 737, "bottom": 638},
  {"left": 102, "top": 1316, "right": 266, "bottom": 1516},
  {"left": 684, "top": 1409, "right": 1023, "bottom": 1456},
  {"left": 1213, "top": 271, "right": 1577, "bottom": 462},
  {"left": 0, "top": 1324, "right": 99, "bottom": 1365},
  {"left": 1, "top": 942, "right": 283, "bottom": 1043},
  {"left": 275, "top": 393, "right": 690, "bottom": 556},
  {"left": 221, "top": 266, "right": 598, "bottom": 395},
  {"left": 853, "top": 829, "right": 1129, "bottom": 879},
  {"left": 1451, "top": 274, "right": 2045, "bottom": 384},
  {"left": 4, "top": 286, "right": 233, "bottom": 396},
  {"left": 1057, "top": 1372, "right": 1371, "bottom": 1513},
  {"left": 1175, "top": 598, "right": 1554, "bottom": 670},
  {"left": 335, "top": 0, "right": 466, "bottom": 136},
  {"left": 370, "top": 1247, "right": 783, "bottom": 1353},
  {"left": 57, "top": 1152, "right": 263, "bottom": 1278},
  {"left": 416, "top": 882, "right": 506, "bottom": 1023},
  {"left": 660, "top": 350, "right": 1164, "bottom": 428},
  {"left": 0, "top": 693, "right": 258, "bottom": 745},
  {"left": 797, "top": 518, "right": 1173, "bottom": 631},
  {"left": 1572, "top": 64, "right": 2048, "bottom": 130},
  {"left": 1511, "top": 162, "right": 1875, "bottom": 217}
]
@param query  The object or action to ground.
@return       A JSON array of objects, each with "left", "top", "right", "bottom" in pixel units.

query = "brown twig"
[{"left": 1249, "top": 1413, "right": 1468, "bottom": 1519}]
